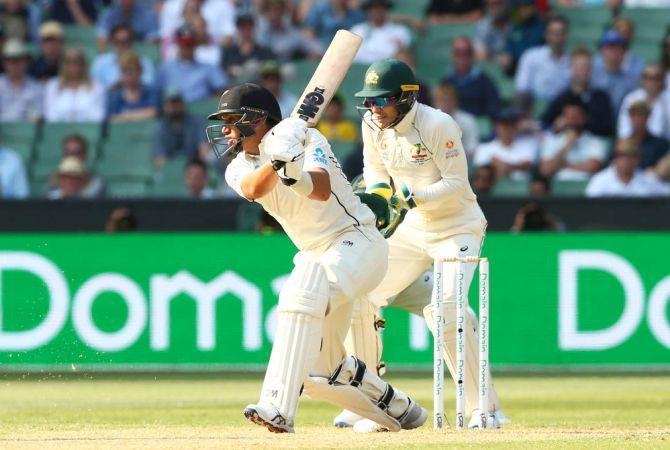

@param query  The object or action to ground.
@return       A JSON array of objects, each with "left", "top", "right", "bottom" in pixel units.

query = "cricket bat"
[{"left": 290, "top": 29, "right": 363, "bottom": 127}]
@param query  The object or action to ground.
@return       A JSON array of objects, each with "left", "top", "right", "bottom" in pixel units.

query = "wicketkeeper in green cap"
[{"left": 334, "top": 59, "right": 509, "bottom": 432}]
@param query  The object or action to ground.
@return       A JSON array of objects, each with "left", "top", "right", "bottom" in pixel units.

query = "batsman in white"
[
  {"left": 333, "top": 59, "right": 509, "bottom": 431},
  {"left": 206, "top": 83, "right": 427, "bottom": 433}
]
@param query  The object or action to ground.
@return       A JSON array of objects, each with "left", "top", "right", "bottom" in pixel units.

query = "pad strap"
[
  {"left": 350, "top": 358, "right": 367, "bottom": 388},
  {"left": 377, "top": 385, "right": 395, "bottom": 411}
]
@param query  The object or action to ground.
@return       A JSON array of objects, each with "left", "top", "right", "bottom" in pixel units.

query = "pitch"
[{"left": 0, "top": 372, "right": 667, "bottom": 449}]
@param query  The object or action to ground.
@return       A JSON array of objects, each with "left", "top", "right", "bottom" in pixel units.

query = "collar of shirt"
[
  {"left": 392, "top": 101, "right": 419, "bottom": 135},
  {"left": 450, "top": 65, "right": 481, "bottom": 83}
]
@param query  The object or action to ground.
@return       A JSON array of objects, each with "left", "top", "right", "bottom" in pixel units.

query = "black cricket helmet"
[{"left": 206, "top": 83, "right": 282, "bottom": 158}]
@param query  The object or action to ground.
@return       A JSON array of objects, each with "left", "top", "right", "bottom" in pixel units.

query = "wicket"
[{"left": 432, "top": 256, "right": 493, "bottom": 430}]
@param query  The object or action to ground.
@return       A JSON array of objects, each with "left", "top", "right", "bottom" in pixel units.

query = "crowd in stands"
[{"left": 0, "top": 0, "right": 669, "bottom": 204}]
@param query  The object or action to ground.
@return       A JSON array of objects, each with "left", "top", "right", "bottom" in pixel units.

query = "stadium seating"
[
  {"left": 63, "top": 25, "right": 98, "bottom": 61},
  {"left": 416, "top": 23, "right": 476, "bottom": 84},
  {"left": 33, "top": 122, "right": 102, "bottom": 180},
  {"left": 551, "top": 179, "right": 590, "bottom": 197},
  {"left": 106, "top": 179, "right": 150, "bottom": 198},
  {"left": 492, "top": 178, "right": 530, "bottom": 197},
  {"left": 0, "top": 121, "right": 38, "bottom": 165},
  {"left": 151, "top": 156, "right": 188, "bottom": 197}
]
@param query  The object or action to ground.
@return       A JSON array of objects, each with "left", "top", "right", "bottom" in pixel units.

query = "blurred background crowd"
[{"left": 0, "top": 0, "right": 669, "bottom": 203}]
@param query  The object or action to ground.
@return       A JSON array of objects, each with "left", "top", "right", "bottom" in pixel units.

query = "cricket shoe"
[
  {"left": 333, "top": 410, "right": 364, "bottom": 428},
  {"left": 467, "top": 409, "right": 509, "bottom": 429},
  {"left": 243, "top": 404, "right": 294, "bottom": 433},
  {"left": 353, "top": 399, "right": 427, "bottom": 433}
]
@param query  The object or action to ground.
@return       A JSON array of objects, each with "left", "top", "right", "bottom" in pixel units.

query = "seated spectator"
[
  {"left": 586, "top": 138, "right": 670, "bottom": 197},
  {"left": 350, "top": 0, "right": 411, "bottom": 64},
  {"left": 0, "top": 39, "right": 42, "bottom": 121},
  {"left": 163, "top": 7, "right": 221, "bottom": 66},
  {"left": 256, "top": 0, "right": 322, "bottom": 63},
  {"left": 152, "top": 89, "right": 208, "bottom": 168},
  {"left": 425, "top": 0, "right": 483, "bottom": 24},
  {"left": 662, "top": 28, "right": 670, "bottom": 87},
  {"left": 159, "top": 0, "right": 235, "bottom": 49},
  {"left": 539, "top": 95, "right": 607, "bottom": 181},
  {"left": 612, "top": 16, "right": 645, "bottom": 80},
  {"left": 471, "top": 164, "right": 496, "bottom": 195},
  {"left": 529, "top": 171, "right": 550, "bottom": 196},
  {"left": 511, "top": 202, "right": 559, "bottom": 232},
  {"left": 515, "top": 14, "right": 571, "bottom": 101},
  {"left": 48, "top": 156, "right": 104, "bottom": 199},
  {"left": 591, "top": 30, "right": 642, "bottom": 113},
  {"left": 44, "top": 0, "right": 98, "bottom": 24},
  {"left": 221, "top": 14, "right": 275, "bottom": 79},
  {"left": 106, "top": 51, "right": 159, "bottom": 122},
  {"left": 105, "top": 207, "right": 138, "bottom": 232},
  {"left": 316, "top": 93, "right": 357, "bottom": 142},
  {"left": 432, "top": 83, "right": 479, "bottom": 155},
  {"left": 618, "top": 65, "right": 670, "bottom": 141},
  {"left": 47, "top": 133, "right": 106, "bottom": 197},
  {"left": 91, "top": 24, "right": 155, "bottom": 90},
  {"left": 473, "top": 0, "right": 509, "bottom": 62},
  {"left": 184, "top": 158, "right": 214, "bottom": 198},
  {"left": 29, "top": 21, "right": 65, "bottom": 81},
  {"left": 0, "top": 144, "right": 28, "bottom": 198},
  {"left": 0, "top": 0, "right": 39, "bottom": 42},
  {"left": 44, "top": 47, "right": 105, "bottom": 122},
  {"left": 156, "top": 25, "right": 228, "bottom": 102},
  {"left": 258, "top": 61, "right": 297, "bottom": 119},
  {"left": 627, "top": 100, "right": 669, "bottom": 172},
  {"left": 396, "top": 47, "right": 432, "bottom": 105},
  {"left": 474, "top": 108, "right": 538, "bottom": 179},
  {"left": 97, "top": 0, "right": 159, "bottom": 48},
  {"left": 501, "top": 0, "right": 545, "bottom": 75},
  {"left": 541, "top": 47, "right": 614, "bottom": 137},
  {"left": 304, "top": 0, "right": 366, "bottom": 45},
  {"left": 441, "top": 37, "right": 501, "bottom": 118}
]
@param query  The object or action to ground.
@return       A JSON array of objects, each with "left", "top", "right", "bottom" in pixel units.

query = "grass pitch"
[{"left": 0, "top": 372, "right": 668, "bottom": 449}]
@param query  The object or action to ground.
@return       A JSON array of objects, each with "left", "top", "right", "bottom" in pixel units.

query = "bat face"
[{"left": 295, "top": 86, "right": 326, "bottom": 122}]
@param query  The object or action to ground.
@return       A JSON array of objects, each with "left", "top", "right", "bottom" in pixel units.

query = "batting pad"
[
  {"left": 424, "top": 304, "right": 500, "bottom": 413},
  {"left": 259, "top": 257, "right": 330, "bottom": 420},
  {"left": 344, "top": 299, "right": 385, "bottom": 375}
]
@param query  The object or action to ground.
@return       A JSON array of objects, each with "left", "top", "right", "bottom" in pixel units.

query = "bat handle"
[{"left": 272, "top": 160, "right": 286, "bottom": 171}]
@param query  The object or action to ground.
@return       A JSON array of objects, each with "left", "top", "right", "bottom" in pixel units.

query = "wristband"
[{"left": 290, "top": 171, "right": 313, "bottom": 197}]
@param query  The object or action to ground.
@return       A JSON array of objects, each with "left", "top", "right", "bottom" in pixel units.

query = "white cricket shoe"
[
  {"left": 333, "top": 410, "right": 364, "bottom": 428},
  {"left": 353, "top": 399, "right": 427, "bottom": 433},
  {"left": 243, "top": 404, "right": 294, "bottom": 433},
  {"left": 468, "top": 409, "right": 509, "bottom": 429}
]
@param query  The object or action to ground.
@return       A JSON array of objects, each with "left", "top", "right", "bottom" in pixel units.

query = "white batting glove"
[{"left": 270, "top": 117, "right": 308, "bottom": 144}]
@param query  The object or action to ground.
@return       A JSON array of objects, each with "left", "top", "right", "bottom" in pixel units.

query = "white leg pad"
[
  {"left": 259, "top": 256, "right": 330, "bottom": 421},
  {"left": 344, "top": 298, "right": 386, "bottom": 375},
  {"left": 424, "top": 303, "right": 500, "bottom": 413}
]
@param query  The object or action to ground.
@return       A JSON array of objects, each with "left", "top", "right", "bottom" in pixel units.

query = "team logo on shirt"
[
  {"left": 411, "top": 143, "right": 429, "bottom": 162},
  {"left": 446, "top": 140, "right": 455, "bottom": 149},
  {"left": 313, "top": 147, "right": 328, "bottom": 166}
]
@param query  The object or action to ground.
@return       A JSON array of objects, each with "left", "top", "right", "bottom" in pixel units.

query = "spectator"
[
  {"left": 441, "top": 37, "right": 501, "bottom": 118},
  {"left": 256, "top": 0, "right": 322, "bottom": 63},
  {"left": 612, "top": 16, "right": 645, "bottom": 79},
  {"left": 0, "top": 144, "right": 28, "bottom": 198},
  {"left": 304, "top": 0, "right": 366, "bottom": 45},
  {"left": 29, "top": 21, "right": 65, "bottom": 81},
  {"left": 541, "top": 47, "right": 614, "bottom": 137},
  {"left": 501, "top": 0, "right": 545, "bottom": 75},
  {"left": 316, "top": 93, "right": 357, "bottom": 142},
  {"left": 661, "top": 27, "right": 670, "bottom": 87},
  {"left": 44, "top": 47, "right": 105, "bottom": 122},
  {"left": 47, "top": 134, "right": 106, "bottom": 197},
  {"left": 106, "top": 51, "right": 159, "bottom": 122},
  {"left": 474, "top": 108, "right": 538, "bottom": 179},
  {"left": 258, "top": 61, "right": 296, "bottom": 119},
  {"left": 617, "top": 65, "right": 670, "bottom": 141},
  {"left": 586, "top": 138, "right": 670, "bottom": 197},
  {"left": 396, "top": 48, "right": 432, "bottom": 105},
  {"left": 163, "top": 6, "right": 221, "bottom": 66},
  {"left": 159, "top": 0, "right": 235, "bottom": 48},
  {"left": 48, "top": 156, "right": 103, "bottom": 199},
  {"left": 152, "top": 89, "right": 208, "bottom": 168},
  {"left": 44, "top": 0, "right": 98, "bottom": 25},
  {"left": 511, "top": 202, "right": 559, "bottom": 231},
  {"left": 473, "top": 0, "right": 510, "bottom": 62},
  {"left": 0, "top": 0, "right": 39, "bottom": 43},
  {"left": 591, "top": 30, "right": 642, "bottom": 112},
  {"left": 221, "top": 14, "right": 275, "bottom": 79},
  {"left": 432, "top": 82, "right": 479, "bottom": 155},
  {"left": 515, "top": 14, "right": 571, "bottom": 101},
  {"left": 529, "top": 170, "right": 550, "bottom": 196},
  {"left": 91, "top": 24, "right": 155, "bottom": 90},
  {"left": 184, "top": 158, "right": 214, "bottom": 198},
  {"left": 0, "top": 39, "right": 42, "bottom": 121},
  {"left": 97, "top": 0, "right": 159, "bottom": 48},
  {"left": 105, "top": 206, "right": 138, "bottom": 232},
  {"left": 471, "top": 164, "right": 496, "bottom": 195},
  {"left": 350, "top": 0, "right": 411, "bottom": 64},
  {"left": 539, "top": 95, "right": 607, "bottom": 181},
  {"left": 627, "top": 100, "right": 669, "bottom": 171},
  {"left": 425, "top": 0, "right": 483, "bottom": 24},
  {"left": 156, "top": 25, "right": 228, "bottom": 102}
]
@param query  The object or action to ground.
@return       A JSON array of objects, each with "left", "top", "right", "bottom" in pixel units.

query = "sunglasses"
[{"left": 363, "top": 97, "right": 398, "bottom": 108}]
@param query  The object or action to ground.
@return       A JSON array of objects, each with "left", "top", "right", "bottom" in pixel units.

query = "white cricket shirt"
[{"left": 226, "top": 128, "right": 376, "bottom": 250}]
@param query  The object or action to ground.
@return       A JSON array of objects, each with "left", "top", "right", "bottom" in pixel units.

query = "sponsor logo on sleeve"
[
  {"left": 445, "top": 141, "right": 459, "bottom": 159},
  {"left": 313, "top": 147, "right": 328, "bottom": 166}
]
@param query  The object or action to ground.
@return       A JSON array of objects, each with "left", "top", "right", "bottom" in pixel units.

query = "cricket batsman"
[
  {"left": 333, "top": 59, "right": 509, "bottom": 431},
  {"left": 207, "top": 83, "right": 427, "bottom": 433}
]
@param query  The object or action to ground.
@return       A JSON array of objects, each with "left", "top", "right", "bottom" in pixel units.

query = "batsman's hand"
[
  {"left": 270, "top": 117, "right": 308, "bottom": 145},
  {"left": 391, "top": 183, "right": 421, "bottom": 210},
  {"left": 267, "top": 118, "right": 308, "bottom": 185}
]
